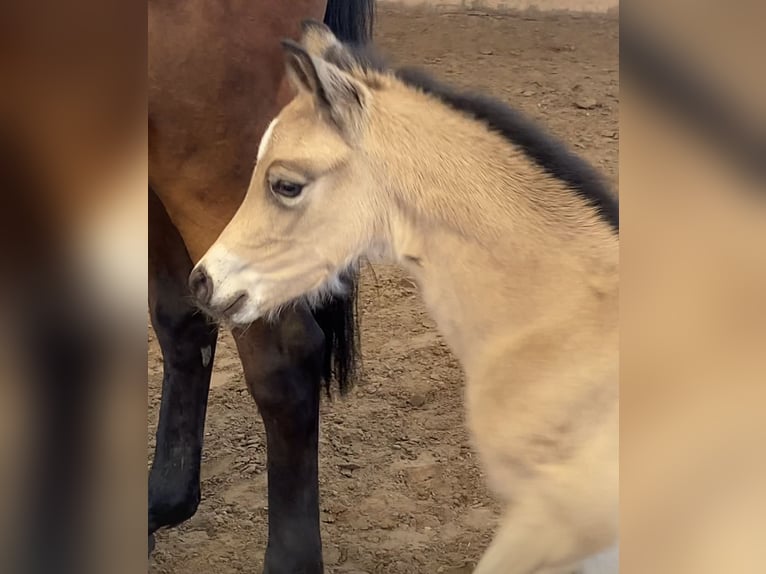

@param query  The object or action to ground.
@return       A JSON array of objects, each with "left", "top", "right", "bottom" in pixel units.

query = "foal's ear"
[
  {"left": 299, "top": 19, "right": 340, "bottom": 57},
  {"left": 300, "top": 20, "right": 360, "bottom": 73},
  {"left": 282, "top": 40, "right": 369, "bottom": 138}
]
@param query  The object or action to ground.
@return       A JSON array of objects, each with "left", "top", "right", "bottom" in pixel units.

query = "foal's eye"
[{"left": 270, "top": 179, "right": 305, "bottom": 200}]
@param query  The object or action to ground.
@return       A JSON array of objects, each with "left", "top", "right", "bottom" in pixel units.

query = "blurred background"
[
  {"left": 1, "top": 1, "right": 146, "bottom": 572},
  {"left": 621, "top": 1, "right": 766, "bottom": 572}
]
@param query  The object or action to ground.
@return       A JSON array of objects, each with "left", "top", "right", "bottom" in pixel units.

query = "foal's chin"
[
  {"left": 220, "top": 302, "right": 265, "bottom": 328},
  {"left": 214, "top": 269, "right": 349, "bottom": 327},
  {"left": 216, "top": 287, "right": 313, "bottom": 327},
  {"left": 197, "top": 295, "right": 264, "bottom": 328}
]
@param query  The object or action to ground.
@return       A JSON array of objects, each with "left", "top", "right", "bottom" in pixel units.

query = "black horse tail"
[
  {"left": 311, "top": 275, "right": 361, "bottom": 396},
  {"left": 323, "top": 0, "right": 375, "bottom": 45},
  {"left": 312, "top": 0, "right": 374, "bottom": 395}
]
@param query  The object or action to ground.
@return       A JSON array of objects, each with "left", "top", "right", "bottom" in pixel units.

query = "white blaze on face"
[{"left": 257, "top": 118, "right": 279, "bottom": 162}]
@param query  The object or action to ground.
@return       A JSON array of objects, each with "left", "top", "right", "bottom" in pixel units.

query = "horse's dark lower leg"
[
  {"left": 235, "top": 310, "right": 326, "bottom": 574},
  {"left": 148, "top": 301, "right": 217, "bottom": 536},
  {"left": 148, "top": 190, "right": 218, "bottom": 547}
]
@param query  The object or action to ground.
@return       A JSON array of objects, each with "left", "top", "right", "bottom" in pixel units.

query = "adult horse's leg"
[
  {"left": 233, "top": 310, "right": 326, "bottom": 574},
  {"left": 148, "top": 1, "right": 370, "bottom": 565},
  {"left": 148, "top": 189, "right": 218, "bottom": 549}
]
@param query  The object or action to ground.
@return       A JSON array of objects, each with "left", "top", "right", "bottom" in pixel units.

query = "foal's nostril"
[{"left": 189, "top": 266, "right": 212, "bottom": 305}]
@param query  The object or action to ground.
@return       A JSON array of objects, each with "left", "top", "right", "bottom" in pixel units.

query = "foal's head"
[
  {"left": 191, "top": 21, "right": 617, "bottom": 325},
  {"left": 191, "top": 22, "right": 385, "bottom": 324}
]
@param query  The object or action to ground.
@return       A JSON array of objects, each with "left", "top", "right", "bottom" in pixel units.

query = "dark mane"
[
  {"left": 396, "top": 68, "right": 619, "bottom": 232},
  {"left": 327, "top": 44, "right": 619, "bottom": 232},
  {"left": 323, "top": 0, "right": 374, "bottom": 45}
]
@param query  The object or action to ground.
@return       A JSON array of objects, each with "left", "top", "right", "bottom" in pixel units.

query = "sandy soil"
[{"left": 148, "top": 6, "right": 618, "bottom": 573}]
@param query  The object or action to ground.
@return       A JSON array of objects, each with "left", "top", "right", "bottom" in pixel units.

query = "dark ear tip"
[{"left": 301, "top": 19, "right": 329, "bottom": 34}]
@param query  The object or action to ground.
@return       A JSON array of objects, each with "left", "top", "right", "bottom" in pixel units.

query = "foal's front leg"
[
  {"left": 148, "top": 191, "right": 218, "bottom": 552},
  {"left": 234, "top": 308, "right": 326, "bottom": 574}
]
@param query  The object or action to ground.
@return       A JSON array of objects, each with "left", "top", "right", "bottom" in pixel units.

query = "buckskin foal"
[{"left": 191, "top": 22, "right": 619, "bottom": 574}]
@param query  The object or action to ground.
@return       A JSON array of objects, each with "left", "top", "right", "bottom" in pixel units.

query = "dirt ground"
[{"left": 148, "top": 6, "right": 618, "bottom": 573}]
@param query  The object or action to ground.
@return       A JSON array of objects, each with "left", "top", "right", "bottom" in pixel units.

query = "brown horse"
[{"left": 148, "top": 1, "right": 373, "bottom": 572}]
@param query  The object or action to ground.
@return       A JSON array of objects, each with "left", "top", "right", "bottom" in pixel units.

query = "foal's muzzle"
[
  {"left": 188, "top": 264, "right": 250, "bottom": 320},
  {"left": 188, "top": 266, "right": 212, "bottom": 306}
]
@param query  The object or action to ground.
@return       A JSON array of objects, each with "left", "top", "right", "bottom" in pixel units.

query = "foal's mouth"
[
  {"left": 220, "top": 291, "right": 249, "bottom": 318},
  {"left": 198, "top": 291, "right": 250, "bottom": 322}
]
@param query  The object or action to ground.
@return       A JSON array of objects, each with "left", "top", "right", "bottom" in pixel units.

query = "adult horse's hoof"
[{"left": 148, "top": 533, "right": 156, "bottom": 557}]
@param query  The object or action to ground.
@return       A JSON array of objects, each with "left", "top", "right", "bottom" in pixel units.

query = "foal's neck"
[{"left": 372, "top": 91, "right": 618, "bottom": 371}]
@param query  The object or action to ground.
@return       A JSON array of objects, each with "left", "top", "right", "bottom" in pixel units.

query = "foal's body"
[
  {"left": 193, "top": 24, "right": 618, "bottom": 573},
  {"left": 367, "top": 72, "right": 619, "bottom": 573},
  {"left": 390, "top": 139, "right": 618, "bottom": 572}
]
